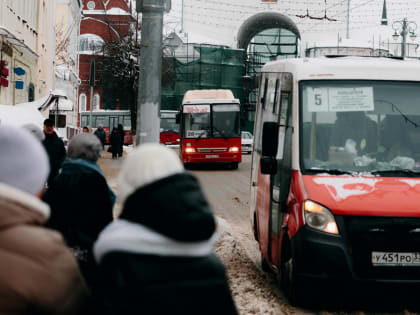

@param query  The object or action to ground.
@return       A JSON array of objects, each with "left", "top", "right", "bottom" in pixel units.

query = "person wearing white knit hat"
[
  {"left": 0, "top": 125, "right": 89, "bottom": 315},
  {"left": 93, "top": 143, "right": 238, "bottom": 315}
]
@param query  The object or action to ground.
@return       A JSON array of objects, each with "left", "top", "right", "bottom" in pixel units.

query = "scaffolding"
[{"left": 161, "top": 44, "right": 245, "bottom": 113}]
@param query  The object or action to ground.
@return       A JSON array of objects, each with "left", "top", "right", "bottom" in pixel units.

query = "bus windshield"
[
  {"left": 301, "top": 80, "right": 420, "bottom": 175},
  {"left": 182, "top": 104, "right": 240, "bottom": 139},
  {"left": 160, "top": 117, "right": 179, "bottom": 133}
]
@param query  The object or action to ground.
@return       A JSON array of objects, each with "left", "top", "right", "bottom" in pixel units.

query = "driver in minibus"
[{"left": 329, "top": 111, "right": 378, "bottom": 156}]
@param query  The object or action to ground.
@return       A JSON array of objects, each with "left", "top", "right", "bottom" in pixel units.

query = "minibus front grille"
[{"left": 343, "top": 216, "right": 420, "bottom": 280}]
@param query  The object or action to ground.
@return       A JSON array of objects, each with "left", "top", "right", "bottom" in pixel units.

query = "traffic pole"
[{"left": 136, "top": 0, "right": 171, "bottom": 145}]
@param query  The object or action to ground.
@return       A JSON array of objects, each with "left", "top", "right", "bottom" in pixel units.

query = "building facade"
[
  {"left": 54, "top": 0, "right": 82, "bottom": 139},
  {"left": 78, "top": 0, "right": 135, "bottom": 127},
  {"left": 0, "top": 0, "right": 39, "bottom": 105},
  {"left": 37, "top": 0, "right": 56, "bottom": 99}
]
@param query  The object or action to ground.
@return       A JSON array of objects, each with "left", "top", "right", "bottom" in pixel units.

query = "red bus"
[
  {"left": 80, "top": 110, "right": 133, "bottom": 145},
  {"left": 160, "top": 110, "right": 180, "bottom": 145},
  {"left": 178, "top": 90, "right": 241, "bottom": 169}
]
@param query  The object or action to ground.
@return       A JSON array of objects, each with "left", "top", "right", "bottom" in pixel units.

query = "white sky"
[{"left": 162, "top": 0, "right": 420, "bottom": 53}]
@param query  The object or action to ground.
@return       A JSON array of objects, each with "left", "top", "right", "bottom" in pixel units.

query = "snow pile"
[{"left": 214, "top": 217, "right": 297, "bottom": 315}]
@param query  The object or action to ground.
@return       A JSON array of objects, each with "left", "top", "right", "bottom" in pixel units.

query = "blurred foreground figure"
[
  {"left": 93, "top": 143, "right": 238, "bottom": 315},
  {"left": 0, "top": 125, "right": 89, "bottom": 315},
  {"left": 43, "top": 134, "right": 115, "bottom": 287}
]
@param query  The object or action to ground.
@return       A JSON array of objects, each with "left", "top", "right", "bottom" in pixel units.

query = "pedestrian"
[
  {"left": 94, "top": 124, "right": 107, "bottom": 148},
  {"left": 0, "top": 125, "right": 89, "bottom": 315},
  {"left": 117, "top": 123, "right": 124, "bottom": 157},
  {"left": 93, "top": 143, "right": 238, "bottom": 315},
  {"left": 42, "top": 118, "right": 66, "bottom": 186},
  {"left": 43, "top": 133, "right": 115, "bottom": 287},
  {"left": 83, "top": 126, "right": 89, "bottom": 133},
  {"left": 109, "top": 127, "right": 121, "bottom": 159}
]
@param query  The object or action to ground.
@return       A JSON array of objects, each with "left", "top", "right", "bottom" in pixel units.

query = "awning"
[{"left": 49, "top": 98, "right": 73, "bottom": 111}]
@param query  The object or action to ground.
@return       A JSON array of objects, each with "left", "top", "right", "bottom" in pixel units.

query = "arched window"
[
  {"left": 79, "top": 93, "right": 87, "bottom": 112},
  {"left": 93, "top": 93, "right": 100, "bottom": 110},
  {"left": 78, "top": 34, "right": 105, "bottom": 55}
]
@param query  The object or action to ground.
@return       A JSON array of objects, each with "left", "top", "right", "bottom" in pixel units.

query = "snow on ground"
[{"left": 214, "top": 217, "right": 308, "bottom": 315}]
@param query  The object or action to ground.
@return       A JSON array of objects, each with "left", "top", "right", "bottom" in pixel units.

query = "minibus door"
[{"left": 269, "top": 90, "right": 292, "bottom": 266}]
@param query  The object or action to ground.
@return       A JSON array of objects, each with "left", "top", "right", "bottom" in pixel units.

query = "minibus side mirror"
[
  {"left": 260, "top": 157, "right": 277, "bottom": 175},
  {"left": 262, "top": 122, "right": 279, "bottom": 157},
  {"left": 176, "top": 113, "right": 180, "bottom": 124}
]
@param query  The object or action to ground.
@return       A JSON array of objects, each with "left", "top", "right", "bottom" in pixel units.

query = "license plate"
[
  {"left": 372, "top": 252, "right": 420, "bottom": 266},
  {"left": 165, "top": 142, "right": 172, "bottom": 145},
  {"left": 205, "top": 154, "right": 219, "bottom": 158}
]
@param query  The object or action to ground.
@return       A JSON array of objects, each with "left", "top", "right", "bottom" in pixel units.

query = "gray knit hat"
[{"left": 0, "top": 125, "right": 49, "bottom": 195}]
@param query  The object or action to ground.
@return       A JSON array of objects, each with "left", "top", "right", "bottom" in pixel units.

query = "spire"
[{"left": 381, "top": 0, "right": 388, "bottom": 25}]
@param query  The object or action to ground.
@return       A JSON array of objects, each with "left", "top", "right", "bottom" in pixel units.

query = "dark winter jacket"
[
  {"left": 94, "top": 128, "right": 107, "bottom": 147},
  {"left": 42, "top": 131, "right": 66, "bottom": 185},
  {"left": 109, "top": 131, "right": 121, "bottom": 157},
  {"left": 117, "top": 125, "right": 125, "bottom": 156},
  {"left": 43, "top": 158, "right": 115, "bottom": 287},
  {"left": 93, "top": 173, "right": 238, "bottom": 315}
]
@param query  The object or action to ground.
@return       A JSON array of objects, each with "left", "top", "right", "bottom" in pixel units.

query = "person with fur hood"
[
  {"left": 93, "top": 143, "right": 238, "bottom": 315},
  {"left": 0, "top": 125, "right": 89, "bottom": 315}
]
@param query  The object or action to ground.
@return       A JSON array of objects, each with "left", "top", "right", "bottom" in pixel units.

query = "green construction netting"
[{"left": 161, "top": 45, "right": 245, "bottom": 113}]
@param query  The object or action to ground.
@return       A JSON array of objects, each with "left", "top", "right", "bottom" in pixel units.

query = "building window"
[
  {"left": 79, "top": 93, "right": 87, "bottom": 112},
  {"left": 93, "top": 93, "right": 100, "bottom": 110},
  {"left": 28, "top": 83, "right": 35, "bottom": 102},
  {"left": 78, "top": 34, "right": 105, "bottom": 54}
]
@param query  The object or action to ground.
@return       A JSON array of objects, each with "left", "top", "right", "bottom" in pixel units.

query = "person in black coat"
[
  {"left": 93, "top": 143, "right": 238, "bottom": 315},
  {"left": 43, "top": 133, "right": 115, "bottom": 287},
  {"left": 94, "top": 124, "right": 107, "bottom": 148},
  {"left": 117, "top": 124, "right": 125, "bottom": 157},
  {"left": 109, "top": 128, "right": 121, "bottom": 159},
  {"left": 42, "top": 118, "right": 66, "bottom": 185}
]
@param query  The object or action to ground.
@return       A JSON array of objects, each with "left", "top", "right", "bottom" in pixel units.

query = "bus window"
[{"left": 212, "top": 104, "right": 240, "bottom": 138}]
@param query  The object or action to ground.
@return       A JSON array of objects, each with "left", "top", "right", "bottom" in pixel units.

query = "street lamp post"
[{"left": 392, "top": 18, "right": 417, "bottom": 58}]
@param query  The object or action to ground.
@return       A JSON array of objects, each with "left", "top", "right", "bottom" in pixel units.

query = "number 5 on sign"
[{"left": 307, "top": 88, "right": 329, "bottom": 112}]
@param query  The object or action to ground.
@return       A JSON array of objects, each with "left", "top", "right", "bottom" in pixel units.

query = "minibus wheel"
[
  {"left": 261, "top": 253, "right": 272, "bottom": 273},
  {"left": 281, "top": 257, "right": 304, "bottom": 305}
]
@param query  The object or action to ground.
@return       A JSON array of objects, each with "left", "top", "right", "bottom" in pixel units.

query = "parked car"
[{"left": 241, "top": 131, "right": 253, "bottom": 154}]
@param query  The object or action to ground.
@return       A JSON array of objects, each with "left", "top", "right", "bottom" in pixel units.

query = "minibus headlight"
[
  {"left": 185, "top": 147, "right": 195, "bottom": 153},
  {"left": 229, "top": 146, "right": 239, "bottom": 153},
  {"left": 304, "top": 200, "right": 339, "bottom": 235}
]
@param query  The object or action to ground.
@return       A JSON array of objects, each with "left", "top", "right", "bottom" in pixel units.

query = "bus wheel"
[{"left": 230, "top": 162, "right": 238, "bottom": 170}]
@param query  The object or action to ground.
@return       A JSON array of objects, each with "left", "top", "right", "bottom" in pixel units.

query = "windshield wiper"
[
  {"left": 371, "top": 169, "right": 420, "bottom": 177},
  {"left": 212, "top": 126, "right": 228, "bottom": 141},
  {"left": 195, "top": 129, "right": 209, "bottom": 141}
]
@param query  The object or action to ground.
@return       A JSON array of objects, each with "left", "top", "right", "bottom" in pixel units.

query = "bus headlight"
[
  {"left": 229, "top": 146, "right": 239, "bottom": 153},
  {"left": 185, "top": 147, "right": 195, "bottom": 153},
  {"left": 304, "top": 200, "right": 339, "bottom": 235}
]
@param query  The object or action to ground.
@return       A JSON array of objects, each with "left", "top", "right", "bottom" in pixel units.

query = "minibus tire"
[
  {"left": 281, "top": 257, "right": 305, "bottom": 306},
  {"left": 261, "top": 253, "right": 272, "bottom": 273},
  {"left": 230, "top": 162, "right": 238, "bottom": 170}
]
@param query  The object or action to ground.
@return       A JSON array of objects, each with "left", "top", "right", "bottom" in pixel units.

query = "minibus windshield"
[{"left": 300, "top": 80, "right": 420, "bottom": 175}]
